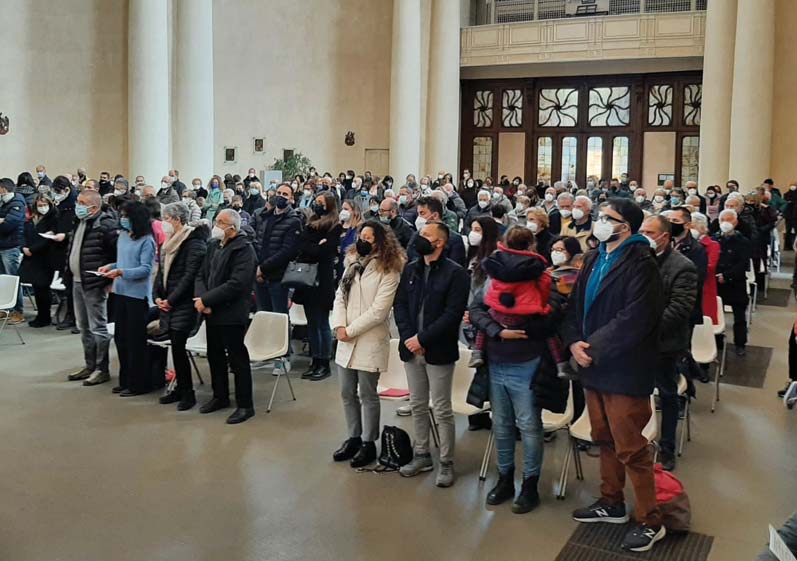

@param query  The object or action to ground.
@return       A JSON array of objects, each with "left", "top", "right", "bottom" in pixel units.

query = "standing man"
[
  {"left": 562, "top": 198, "right": 666, "bottom": 553},
  {"left": 98, "top": 172, "right": 114, "bottom": 196},
  {"left": 562, "top": 195, "right": 595, "bottom": 251},
  {"left": 35, "top": 165, "right": 53, "bottom": 188},
  {"left": 0, "top": 178, "right": 26, "bottom": 324},
  {"left": 715, "top": 209, "right": 752, "bottom": 356},
  {"left": 65, "top": 190, "right": 119, "bottom": 386},
  {"left": 639, "top": 215, "right": 697, "bottom": 472},
  {"left": 407, "top": 197, "right": 466, "bottom": 267},
  {"left": 378, "top": 198, "right": 414, "bottom": 248},
  {"left": 168, "top": 170, "right": 186, "bottom": 197},
  {"left": 394, "top": 221, "right": 469, "bottom": 488},
  {"left": 158, "top": 176, "right": 180, "bottom": 205},
  {"left": 194, "top": 209, "right": 258, "bottom": 424}
]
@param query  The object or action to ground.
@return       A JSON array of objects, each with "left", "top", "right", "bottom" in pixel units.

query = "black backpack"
[{"left": 377, "top": 425, "right": 413, "bottom": 471}]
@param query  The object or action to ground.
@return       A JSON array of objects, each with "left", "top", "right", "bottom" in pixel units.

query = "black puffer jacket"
[
  {"left": 64, "top": 210, "right": 119, "bottom": 290},
  {"left": 675, "top": 234, "right": 707, "bottom": 325},
  {"left": 253, "top": 207, "right": 303, "bottom": 281},
  {"left": 20, "top": 211, "right": 60, "bottom": 286},
  {"left": 195, "top": 232, "right": 257, "bottom": 326},
  {"left": 715, "top": 231, "right": 752, "bottom": 306},
  {"left": 292, "top": 221, "right": 342, "bottom": 310},
  {"left": 154, "top": 225, "right": 209, "bottom": 333},
  {"left": 387, "top": 216, "right": 415, "bottom": 249},
  {"left": 53, "top": 192, "right": 77, "bottom": 272},
  {"left": 656, "top": 247, "right": 698, "bottom": 355}
]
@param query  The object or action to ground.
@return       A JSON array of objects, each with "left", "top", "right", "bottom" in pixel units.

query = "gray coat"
[{"left": 656, "top": 247, "right": 698, "bottom": 355}]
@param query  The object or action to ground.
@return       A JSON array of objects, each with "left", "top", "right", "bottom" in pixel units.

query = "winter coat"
[
  {"left": 656, "top": 247, "right": 698, "bottom": 355},
  {"left": 561, "top": 216, "right": 595, "bottom": 253},
  {"left": 482, "top": 245, "right": 551, "bottom": 316},
  {"left": 243, "top": 193, "right": 265, "bottom": 216},
  {"left": 463, "top": 205, "right": 490, "bottom": 235},
  {"left": 154, "top": 225, "right": 209, "bottom": 333},
  {"left": 699, "top": 236, "right": 721, "bottom": 324},
  {"left": 64, "top": 210, "right": 119, "bottom": 290},
  {"left": 157, "top": 186, "right": 179, "bottom": 205},
  {"left": 52, "top": 193, "right": 77, "bottom": 272},
  {"left": 675, "top": 234, "right": 708, "bottom": 325},
  {"left": 20, "top": 211, "right": 59, "bottom": 286},
  {"left": 0, "top": 193, "right": 26, "bottom": 250},
  {"left": 387, "top": 216, "right": 415, "bottom": 249},
  {"left": 406, "top": 231, "right": 467, "bottom": 268},
  {"left": 254, "top": 207, "right": 303, "bottom": 281},
  {"left": 394, "top": 257, "right": 470, "bottom": 365},
  {"left": 292, "top": 221, "right": 343, "bottom": 311},
  {"left": 331, "top": 258, "right": 400, "bottom": 372},
  {"left": 195, "top": 232, "right": 257, "bottom": 326},
  {"left": 715, "top": 231, "right": 752, "bottom": 306}
]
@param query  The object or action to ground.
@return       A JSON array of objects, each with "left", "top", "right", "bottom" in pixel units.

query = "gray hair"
[
  {"left": 719, "top": 209, "right": 738, "bottom": 221},
  {"left": 557, "top": 192, "right": 574, "bottom": 204},
  {"left": 163, "top": 201, "right": 190, "bottom": 225},
  {"left": 114, "top": 178, "right": 129, "bottom": 189},
  {"left": 217, "top": 208, "right": 241, "bottom": 231},
  {"left": 691, "top": 211, "right": 708, "bottom": 229},
  {"left": 223, "top": 188, "right": 235, "bottom": 198},
  {"left": 574, "top": 195, "right": 593, "bottom": 210},
  {"left": 477, "top": 189, "right": 491, "bottom": 200},
  {"left": 431, "top": 189, "right": 448, "bottom": 206},
  {"left": 727, "top": 192, "right": 745, "bottom": 204}
]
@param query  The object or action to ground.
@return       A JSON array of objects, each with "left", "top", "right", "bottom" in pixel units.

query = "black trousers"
[
  {"left": 63, "top": 274, "right": 75, "bottom": 324},
  {"left": 655, "top": 355, "right": 679, "bottom": 455},
  {"left": 206, "top": 323, "right": 253, "bottom": 408},
  {"left": 731, "top": 304, "right": 748, "bottom": 348},
  {"left": 789, "top": 329, "right": 797, "bottom": 382},
  {"left": 170, "top": 330, "right": 193, "bottom": 395},
  {"left": 114, "top": 295, "right": 150, "bottom": 393},
  {"left": 33, "top": 285, "right": 51, "bottom": 322}
]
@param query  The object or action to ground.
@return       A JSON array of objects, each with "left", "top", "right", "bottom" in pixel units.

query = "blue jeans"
[
  {"left": 304, "top": 302, "right": 332, "bottom": 359},
  {"left": 489, "top": 358, "right": 543, "bottom": 479},
  {"left": 254, "top": 279, "right": 289, "bottom": 314},
  {"left": 0, "top": 247, "right": 23, "bottom": 311}
]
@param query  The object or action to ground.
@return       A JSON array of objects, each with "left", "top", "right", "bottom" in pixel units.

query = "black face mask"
[
  {"left": 312, "top": 203, "right": 327, "bottom": 216},
  {"left": 413, "top": 235, "right": 436, "bottom": 256},
  {"left": 99, "top": 180, "right": 111, "bottom": 187},
  {"left": 670, "top": 222, "right": 685, "bottom": 238},
  {"left": 356, "top": 239, "right": 372, "bottom": 257},
  {"left": 275, "top": 195, "right": 289, "bottom": 209}
]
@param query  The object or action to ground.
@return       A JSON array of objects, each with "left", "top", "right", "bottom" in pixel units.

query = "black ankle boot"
[
  {"left": 301, "top": 358, "right": 319, "bottom": 379},
  {"left": 486, "top": 468, "right": 515, "bottom": 506},
  {"left": 177, "top": 391, "right": 196, "bottom": 411},
  {"left": 333, "top": 436, "right": 362, "bottom": 462},
  {"left": 309, "top": 359, "right": 331, "bottom": 381},
  {"left": 350, "top": 441, "right": 377, "bottom": 468},
  {"left": 512, "top": 475, "right": 540, "bottom": 514},
  {"left": 159, "top": 390, "right": 181, "bottom": 404}
]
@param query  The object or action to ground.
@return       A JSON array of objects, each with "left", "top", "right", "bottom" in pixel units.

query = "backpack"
[
  {"left": 655, "top": 464, "right": 692, "bottom": 533},
  {"left": 377, "top": 425, "right": 413, "bottom": 471}
]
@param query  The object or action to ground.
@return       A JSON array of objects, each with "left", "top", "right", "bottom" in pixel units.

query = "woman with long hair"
[
  {"left": 204, "top": 175, "right": 224, "bottom": 222},
  {"left": 338, "top": 199, "right": 363, "bottom": 278},
  {"left": 293, "top": 191, "right": 342, "bottom": 381},
  {"left": 331, "top": 221, "right": 404, "bottom": 468},
  {"left": 20, "top": 193, "right": 59, "bottom": 326},
  {"left": 98, "top": 201, "right": 156, "bottom": 396}
]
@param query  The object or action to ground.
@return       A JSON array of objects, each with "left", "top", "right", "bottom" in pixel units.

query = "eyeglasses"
[{"left": 596, "top": 214, "right": 626, "bottom": 225}]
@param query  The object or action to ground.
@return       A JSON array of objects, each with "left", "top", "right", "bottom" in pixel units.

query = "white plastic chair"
[
  {"left": 377, "top": 339, "right": 409, "bottom": 399},
  {"left": 676, "top": 374, "right": 690, "bottom": 457},
  {"left": 710, "top": 301, "right": 727, "bottom": 412},
  {"left": 746, "top": 260, "right": 757, "bottom": 317},
  {"left": 0, "top": 275, "right": 24, "bottom": 345},
  {"left": 244, "top": 311, "right": 293, "bottom": 412},
  {"left": 289, "top": 303, "right": 308, "bottom": 327},
  {"left": 557, "top": 395, "right": 657, "bottom": 500}
]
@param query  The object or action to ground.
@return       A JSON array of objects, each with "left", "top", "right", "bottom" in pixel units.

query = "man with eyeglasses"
[
  {"left": 378, "top": 198, "right": 413, "bottom": 248},
  {"left": 562, "top": 198, "right": 667, "bottom": 553}
]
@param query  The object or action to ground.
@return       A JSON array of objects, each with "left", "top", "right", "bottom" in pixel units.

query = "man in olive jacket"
[{"left": 195, "top": 209, "right": 257, "bottom": 425}]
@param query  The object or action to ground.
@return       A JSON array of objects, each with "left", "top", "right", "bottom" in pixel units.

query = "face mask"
[
  {"left": 413, "top": 235, "right": 435, "bottom": 256},
  {"left": 38, "top": 185, "right": 50, "bottom": 194},
  {"left": 360, "top": 190, "right": 369, "bottom": 198},
  {"left": 719, "top": 221, "right": 734, "bottom": 234},
  {"left": 75, "top": 204, "right": 91, "bottom": 220},
  {"left": 690, "top": 227, "right": 700, "bottom": 239},
  {"left": 516, "top": 204, "right": 527, "bottom": 213},
  {"left": 191, "top": 185, "right": 200, "bottom": 191},
  {"left": 527, "top": 221, "right": 539, "bottom": 233},
  {"left": 670, "top": 197, "right": 682, "bottom": 206},
  {"left": 643, "top": 235, "right": 659, "bottom": 251},
  {"left": 635, "top": 195, "right": 646, "bottom": 204},
  {"left": 467, "top": 181, "right": 475, "bottom": 188},
  {"left": 249, "top": 188, "right": 259, "bottom": 196},
  {"left": 415, "top": 216, "right": 427, "bottom": 231},
  {"left": 160, "top": 182, "right": 170, "bottom": 191},
  {"left": 437, "top": 175, "right": 443, "bottom": 180},
  {"left": 0, "top": 192, "right": 13, "bottom": 204},
  {"left": 670, "top": 222, "right": 685, "bottom": 238},
  {"left": 114, "top": 189, "right": 126, "bottom": 197},
  {"left": 54, "top": 192, "right": 67, "bottom": 203},
  {"left": 339, "top": 209, "right": 352, "bottom": 222},
  {"left": 545, "top": 194, "right": 554, "bottom": 203},
  {"left": 571, "top": 208, "right": 585, "bottom": 221},
  {"left": 303, "top": 189, "right": 312, "bottom": 199},
  {"left": 291, "top": 182, "right": 298, "bottom": 189},
  {"left": 232, "top": 205, "right": 242, "bottom": 211},
  {"left": 468, "top": 231, "right": 482, "bottom": 246},
  {"left": 355, "top": 239, "right": 373, "bottom": 257},
  {"left": 551, "top": 250, "right": 567, "bottom": 267},
  {"left": 654, "top": 195, "right": 664, "bottom": 203},
  {"left": 560, "top": 209, "right": 572, "bottom": 218},
  {"left": 492, "top": 192, "right": 500, "bottom": 200},
  {"left": 370, "top": 205, "right": 379, "bottom": 213},
  {"left": 275, "top": 195, "right": 289, "bottom": 210},
  {"left": 379, "top": 215, "right": 391, "bottom": 224},
  {"left": 791, "top": 186, "right": 797, "bottom": 191},
  {"left": 249, "top": 173, "right": 255, "bottom": 178},
  {"left": 593, "top": 219, "right": 616, "bottom": 243},
  {"left": 478, "top": 200, "right": 489, "bottom": 209},
  {"left": 120, "top": 217, "right": 132, "bottom": 231},
  {"left": 37, "top": 171, "right": 45, "bottom": 179},
  {"left": 312, "top": 203, "right": 327, "bottom": 216},
  {"left": 687, "top": 189, "right": 697, "bottom": 196},
  {"left": 513, "top": 180, "right": 520, "bottom": 186},
  {"left": 399, "top": 195, "right": 408, "bottom": 205},
  {"left": 706, "top": 192, "right": 715, "bottom": 198},
  {"left": 211, "top": 183, "right": 220, "bottom": 190},
  {"left": 665, "top": 189, "right": 672, "bottom": 196},
  {"left": 211, "top": 225, "right": 227, "bottom": 240},
  {"left": 37, "top": 205, "right": 50, "bottom": 215}
]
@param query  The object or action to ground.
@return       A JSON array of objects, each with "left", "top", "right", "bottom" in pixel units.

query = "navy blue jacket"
[
  {"left": 0, "top": 193, "right": 26, "bottom": 250},
  {"left": 562, "top": 242, "right": 664, "bottom": 397}
]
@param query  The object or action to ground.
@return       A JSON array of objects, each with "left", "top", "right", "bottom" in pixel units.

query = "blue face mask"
[
  {"left": 249, "top": 188, "right": 259, "bottom": 196},
  {"left": 671, "top": 197, "right": 682, "bottom": 206},
  {"left": 120, "top": 217, "right": 131, "bottom": 231},
  {"left": 211, "top": 183, "right": 219, "bottom": 190},
  {"left": 75, "top": 204, "right": 91, "bottom": 220}
]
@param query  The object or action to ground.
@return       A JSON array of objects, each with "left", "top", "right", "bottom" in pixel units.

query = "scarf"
[
  {"left": 339, "top": 254, "right": 375, "bottom": 306},
  {"left": 160, "top": 225, "right": 194, "bottom": 289}
]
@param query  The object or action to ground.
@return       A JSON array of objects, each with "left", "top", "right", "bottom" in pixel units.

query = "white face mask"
[
  {"left": 690, "top": 227, "right": 700, "bottom": 239},
  {"left": 37, "top": 205, "right": 50, "bottom": 215},
  {"left": 545, "top": 194, "right": 554, "bottom": 203},
  {"left": 643, "top": 235, "right": 659, "bottom": 251},
  {"left": 467, "top": 231, "right": 482, "bottom": 247},
  {"left": 492, "top": 192, "right": 501, "bottom": 200},
  {"left": 791, "top": 185, "right": 797, "bottom": 191},
  {"left": 527, "top": 221, "right": 539, "bottom": 233},
  {"left": 114, "top": 189, "right": 126, "bottom": 197},
  {"left": 571, "top": 208, "right": 585, "bottom": 221},
  {"left": 339, "top": 209, "right": 352, "bottom": 222},
  {"left": 688, "top": 188, "right": 697, "bottom": 196},
  {"left": 478, "top": 200, "right": 489, "bottom": 209},
  {"left": 211, "top": 225, "right": 227, "bottom": 240},
  {"left": 654, "top": 195, "right": 665, "bottom": 203},
  {"left": 635, "top": 195, "right": 646, "bottom": 204},
  {"left": 559, "top": 209, "right": 572, "bottom": 219},
  {"left": 592, "top": 219, "right": 615, "bottom": 242},
  {"left": 551, "top": 250, "right": 567, "bottom": 267},
  {"left": 162, "top": 221, "right": 174, "bottom": 235},
  {"left": 719, "top": 221, "right": 734, "bottom": 234},
  {"left": 0, "top": 192, "right": 13, "bottom": 204},
  {"left": 516, "top": 204, "right": 527, "bottom": 213},
  {"left": 415, "top": 216, "right": 427, "bottom": 231}
]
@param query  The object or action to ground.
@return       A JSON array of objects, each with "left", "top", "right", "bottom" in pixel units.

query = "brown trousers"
[{"left": 586, "top": 389, "right": 662, "bottom": 527}]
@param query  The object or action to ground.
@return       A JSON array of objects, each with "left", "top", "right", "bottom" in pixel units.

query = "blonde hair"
[{"left": 525, "top": 206, "right": 549, "bottom": 228}]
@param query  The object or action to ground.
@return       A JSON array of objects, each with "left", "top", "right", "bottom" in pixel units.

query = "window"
[
  {"left": 536, "top": 137, "right": 553, "bottom": 185},
  {"left": 681, "top": 136, "right": 700, "bottom": 183},
  {"left": 538, "top": 88, "right": 579, "bottom": 127},
  {"left": 473, "top": 91, "right": 494, "bottom": 127},
  {"left": 683, "top": 84, "right": 702, "bottom": 126},
  {"left": 561, "top": 137, "right": 578, "bottom": 182},
  {"left": 648, "top": 84, "right": 673, "bottom": 126},
  {"left": 611, "top": 137, "right": 629, "bottom": 178},
  {"left": 472, "top": 137, "right": 493, "bottom": 181},
  {"left": 502, "top": 89, "right": 523, "bottom": 127},
  {"left": 588, "top": 87, "right": 630, "bottom": 127},
  {"left": 586, "top": 137, "right": 603, "bottom": 179}
]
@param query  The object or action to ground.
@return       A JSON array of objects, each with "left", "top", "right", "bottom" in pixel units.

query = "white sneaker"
[
  {"left": 396, "top": 404, "right": 412, "bottom": 417},
  {"left": 784, "top": 381, "right": 797, "bottom": 408}
]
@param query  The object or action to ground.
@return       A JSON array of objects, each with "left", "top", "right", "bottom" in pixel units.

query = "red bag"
[{"left": 655, "top": 464, "right": 692, "bottom": 533}]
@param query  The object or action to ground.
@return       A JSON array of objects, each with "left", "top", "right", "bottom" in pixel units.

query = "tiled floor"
[{"left": 1, "top": 277, "right": 796, "bottom": 561}]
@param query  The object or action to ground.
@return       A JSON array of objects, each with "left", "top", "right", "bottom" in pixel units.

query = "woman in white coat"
[{"left": 331, "top": 220, "right": 405, "bottom": 468}]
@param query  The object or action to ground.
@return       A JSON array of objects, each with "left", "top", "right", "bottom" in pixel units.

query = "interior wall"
[
  {"left": 642, "top": 131, "right": 676, "bottom": 193},
  {"left": 0, "top": 0, "right": 128, "bottom": 180},
  {"left": 461, "top": 57, "right": 704, "bottom": 80},
  {"left": 212, "top": 0, "right": 392, "bottom": 177},
  {"left": 771, "top": 0, "right": 797, "bottom": 187},
  {"left": 497, "top": 132, "right": 526, "bottom": 182}
]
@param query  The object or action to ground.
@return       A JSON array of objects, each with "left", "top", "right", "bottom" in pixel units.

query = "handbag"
[
  {"left": 281, "top": 261, "right": 319, "bottom": 289},
  {"left": 466, "top": 364, "right": 490, "bottom": 409}
]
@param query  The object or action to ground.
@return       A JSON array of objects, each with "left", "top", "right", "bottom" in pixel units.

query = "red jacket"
[{"left": 483, "top": 244, "right": 552, "bottom": 316}]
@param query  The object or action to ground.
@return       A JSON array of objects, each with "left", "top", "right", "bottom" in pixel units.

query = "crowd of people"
[{"left": 0, "top": 164, "right": 793, "bottom": 554}]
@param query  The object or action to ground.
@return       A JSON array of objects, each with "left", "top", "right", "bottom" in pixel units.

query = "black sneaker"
[
  {"left": 660, "top": 449, "right": 676, "bottom": 472},
  {"left": 735, "top": 345, "right": 746, "bottom": 357},
  {"left": 621, "top": 523, "right": 666, "bottom": 552},
  {"left": 572, "top": 500, "right": 629, "bottom": 524},
  {"left": 778, "top": 381, "right": 794, "bottom": 398}
]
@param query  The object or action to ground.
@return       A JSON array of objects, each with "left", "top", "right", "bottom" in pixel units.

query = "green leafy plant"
[{"left": 272, "top": 152, "right": 313, "bottom": 180}]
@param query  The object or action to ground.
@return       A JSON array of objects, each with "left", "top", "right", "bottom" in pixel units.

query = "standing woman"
[
  {"left": 293, "top": 191, "right": 343, "bottom": 381},
  {"left": 20, "top": 194, "right": 59, "bottom": 327},
  {"left": 331, "top": 221, "right": 404, "bottom": 468},
  {"left": 690, "top": 212, "right": 720, "bottom": 325},
  {"left": 338, "top": 200, "right": 363, "bottom": 279},
  {"left": 98, "top": 201, "right": 156, "bottom": 396},
  {"left": 204, "top": 175, "right": 224, "bottom": 222},
  {"left": 154, "top": 202, "right": 209, "bottom": 410}
]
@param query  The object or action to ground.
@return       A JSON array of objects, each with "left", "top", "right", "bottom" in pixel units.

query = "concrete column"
[
  {"left": 427, "top": 0, "right": 461, "bottom": 177},
  {"left": 128, "top": 0, "right": 170, "bottom": 182},
  {"left": 697, "top": 0, "right": 736, "bottom": 188},
  {"left": 728, "top": 0, "right": 775, "bottom": 189},
  {"left": 389, "top": 0, "right": 423, "bottom": 181},
  {"left": 173, "top": 0, "right": 214, "bottom": 183}
]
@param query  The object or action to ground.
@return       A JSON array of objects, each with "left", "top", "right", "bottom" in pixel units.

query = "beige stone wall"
[
  {"left": 771, "top": 0, "right": 797, "bottom": 187},
  {"left": 0, "top": 0, "right": 128, "bottom": 179}
]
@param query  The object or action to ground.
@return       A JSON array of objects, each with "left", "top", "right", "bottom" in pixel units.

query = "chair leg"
[
  {"left": 284, "top": 369, "right": 296, "bottom": 401},
  {"left": 13, "top": 322, "right": 25, "bottom": 345},
  {"left": 428, "top": 409, "right": 440, "bottom": 448},
  {"left": 678, "top": 399, "right": 688, "bottom": 457},
  {"left": 267, "top": 373, "right": 281, "bottom": 413},
  {"left": 573, "top": 441, "right": 584, "bottom": 481},
  {"left": 189, "top": 354, "right": 204, "bottom": 385},
  {"left": 686, "top": 399, "right": 691, "bottom": 442},
  {"left": 557, "top": 439, "right": 573, "bottom": 500},
  {"left": 479, "top": 431, "right": 494, "bottom": 481},
  {"left": 651, "top": 441, "right": 659, "bottom": 465}
]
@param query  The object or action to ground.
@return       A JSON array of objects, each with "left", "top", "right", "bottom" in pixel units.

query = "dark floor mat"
[
  {"left": 555, "top": 523, "right": 713, "bottom": 561},
  {"left": 720, "top": 345, "right": 773, "bottom": 388},
  {"left": 757, "top": 288, "right": 792, "bottom": 307}
]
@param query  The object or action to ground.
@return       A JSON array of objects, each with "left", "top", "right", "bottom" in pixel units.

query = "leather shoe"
[
  {"left": 56, "top": 321, "right": 76, "bottom": 331},
  {"left": 350, "top": 441, "right": 377, "bottom": 468},
  {"left": 159, "top": 391, "right": 181, "bottom": 404},
  {"left": 301, "top": 358, "right": 320, "bottom": 379},
  {"left": 119, "top": 388, "right": 145, "bottom": 397},
  {"left": 226, "top": 407, "right": 255, "bottom": 424},
  {"left": 308, "top": 360, "right": 331, "bottom": 381},
  {"left": 111, "top": 385, "right": 124, "bottom": 394},
  {"left": 199, "top": 397, "right": 231, "bottom": 414},
  {"left": 67, "top": 367, "right": 92, "bottom": 381},
  {"left": 333, "top": 437, "right": 362, "bottom": 462},
  {"left": 177, "top": 391, "right": 197, "bottom": 411},
  {"left": 83, "top": 371, "right": 110, "bottom": 386}
]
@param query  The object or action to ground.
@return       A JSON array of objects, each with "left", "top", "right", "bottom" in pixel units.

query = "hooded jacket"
[{"left": 482, "top": 244, "right": 551, "bottom": 316}]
